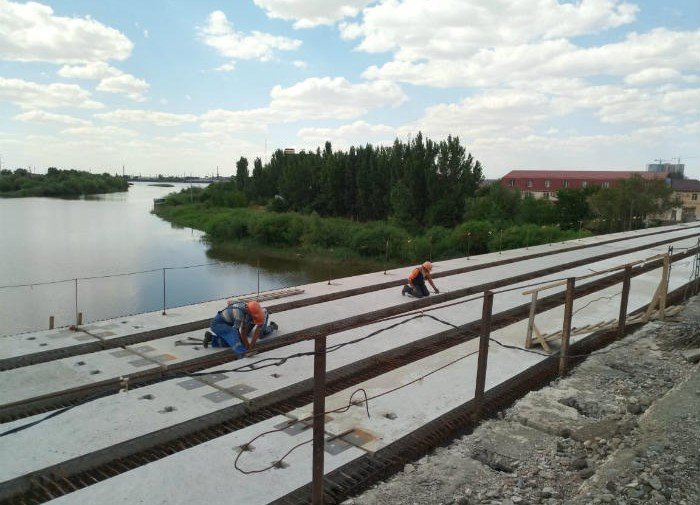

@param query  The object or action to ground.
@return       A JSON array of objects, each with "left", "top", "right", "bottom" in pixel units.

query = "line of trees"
[
  {"left": 463, "top": 176, "right": 676, "bottom": 234},
  {"left": 156, "top": 133, "right": 678, "bottom": 263},
  {"left": 180, "top": 133, "right": 483, "bottom": 229},
  {"left": 0, "top": 168, "right": 129, "bottom": 197}
]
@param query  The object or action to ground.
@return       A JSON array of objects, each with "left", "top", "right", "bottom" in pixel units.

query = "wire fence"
[{"left": 0, "top": 260, "right": 306, "bottom": 337}]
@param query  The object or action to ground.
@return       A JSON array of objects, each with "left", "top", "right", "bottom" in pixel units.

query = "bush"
[
  {"left": 209, "top": 211, "right": 251, "bottom": 241},
  {"left": 249, "top": 212, "right": 305, "bottom": 246},
  {"left": 452, "top": 220, "right": 494, "bottom": 255},
  {"left": 351, "top": 222, "right": 410, "bottom": 258},
  {"left": 302, "top": 216, "right": 353, "bottom": 249}
]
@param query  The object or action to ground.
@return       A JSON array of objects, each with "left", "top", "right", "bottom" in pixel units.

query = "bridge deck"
[{"left": 0, "top": 224, "right": 697, "bottom": 504}]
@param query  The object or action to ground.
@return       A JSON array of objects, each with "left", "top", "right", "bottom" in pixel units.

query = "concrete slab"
[
  {"left": 44, "top": 415, "right": 365, "bottom": 505},
  {"left": 0, "top": 377, "right": 243, "bottom": 484}
]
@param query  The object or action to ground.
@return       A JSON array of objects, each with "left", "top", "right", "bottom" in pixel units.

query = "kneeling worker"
[
  {"left": 205, "top": 300, "right": 278, "bottom": 355},
  {"left": 401, "top": 261, "right": 439, "bottom": 298}
]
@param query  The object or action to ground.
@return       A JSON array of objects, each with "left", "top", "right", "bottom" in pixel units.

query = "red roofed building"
[{"left": 500, "top": 170, "right": 669, "bottom": 201}]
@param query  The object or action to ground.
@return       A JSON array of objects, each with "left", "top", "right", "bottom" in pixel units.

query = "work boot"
[
  {"left": 270, "top": 321, "right": 279, "bottom": 331},
  {"left": 401, "top": 285, "right": 410, "bottom": 296},
  {"left": 203, "top": 331, "right": 213, "bottom": 348}
]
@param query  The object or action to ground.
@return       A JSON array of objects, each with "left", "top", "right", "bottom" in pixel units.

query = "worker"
[
  {"left": 401, "top": 261, "right": 439, "bottom": 298},
  {"left": 204, "top": 299, "right": 278, "bottom": 355}
]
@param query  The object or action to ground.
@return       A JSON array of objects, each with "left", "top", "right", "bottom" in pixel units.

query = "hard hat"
[
  {"left": 422, "top": 261, "right": 432, "bottom": 272},
  {"left": 246, "top": 300, "right": 265, "bottom": 325}
]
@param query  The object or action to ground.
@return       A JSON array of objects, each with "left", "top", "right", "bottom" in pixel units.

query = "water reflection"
[{"left": 0, "top": 182, "right": 374, "bottom": 336}]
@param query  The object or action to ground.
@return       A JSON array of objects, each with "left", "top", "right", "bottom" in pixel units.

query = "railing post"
[
  {"left": 659, "top": 250, "right": 671, "bottom": 320},
  {"left": 559, "top": 277, "right": 575, "bottom": 377},
  {"left": 618, "top": 265, "right": 632, "bottom": 338},
  {"left": 49, "top": 315, "right": 55, "bottom": 330},
  {"left": 384, "top": 239, "right": 389, "bottom": 275},
  {"left": 695, "top": 238, "right": 700, "bottom": 295},
  {"left": 74, "top": 278, "right": 79, "bottom": 327},
  {"left": 473, "top": 291, "right": 493, "bottom": 421},
  {"left": 312, "top": 335, "right": 327, "bottom": 505},
  {"left": 525, "top": 292, "right": 538, "bottom": 349},
  {"left": 162, "top": 268, "right": 166, "bottom": 315}
]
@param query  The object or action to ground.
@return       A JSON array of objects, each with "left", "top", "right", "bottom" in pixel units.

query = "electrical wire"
[{"left": 235, "top": 350, "right": 479, "bottom": 474}]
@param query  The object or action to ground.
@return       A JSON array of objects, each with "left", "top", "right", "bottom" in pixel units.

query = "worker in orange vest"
[
  {"left": 204, "top": 300, "right": 278, "bottom": 355},
  {"left": 401, "top": 261, "right": 440, "bottom": 298}
]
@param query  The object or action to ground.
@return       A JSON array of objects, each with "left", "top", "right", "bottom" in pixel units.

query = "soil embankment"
[{"left": 346, "top": 297, "right": 700, "bottom": 505}]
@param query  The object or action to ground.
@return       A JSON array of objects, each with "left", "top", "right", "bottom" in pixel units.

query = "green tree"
[
  {"left": 518, "top": 194, "right": 556, "bottom": 225},
  {"left": 465, "top": 183, "right": 521, "bottom": 226},
  {"left": 235, "top": 157, "right": 249, "bottom": 191},
  {"left": 588, "top": 176, "right": 676, "bottom": 232},
  {"left": 554, "top": 187, "right": 595, "bottom": 230}
]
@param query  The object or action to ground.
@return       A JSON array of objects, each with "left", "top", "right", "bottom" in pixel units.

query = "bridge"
[{"left": 0, "top": 223, "right": 699, "bottom": 504}]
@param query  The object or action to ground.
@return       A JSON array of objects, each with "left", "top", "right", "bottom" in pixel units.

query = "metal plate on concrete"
[{"left": 203, "top": 390, "right": 239, "bottom": 403}]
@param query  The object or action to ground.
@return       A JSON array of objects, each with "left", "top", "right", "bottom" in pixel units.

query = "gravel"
[{"left": 342, "top": 296, "right": 700, "bottom": 505}]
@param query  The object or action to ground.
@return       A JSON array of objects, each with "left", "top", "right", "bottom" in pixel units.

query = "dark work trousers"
[{"left": 411, "top": 278, "right": 430, "bottom": 297}]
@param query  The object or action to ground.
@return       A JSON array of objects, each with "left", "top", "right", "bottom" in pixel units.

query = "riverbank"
[
  {"left": 346, "top": 296, "right": 700, "bottom": 505},
  {"left": 153, "top": 199, "right": 588, "bottom": 270}
]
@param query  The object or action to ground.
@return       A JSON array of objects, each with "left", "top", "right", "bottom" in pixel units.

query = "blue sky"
[{"left": 1, "top": 0, "right": 698, "bottom": 178}]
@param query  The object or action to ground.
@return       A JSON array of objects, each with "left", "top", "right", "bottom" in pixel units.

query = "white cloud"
[
  {"left": 0, "top": 0, "right": 132, "bottom": 63},
  {"left": 398, "top": 89, "right": 558, "bottom": 142},
  {"left": 363, "top": 28, "right": 700, "bottom": 88},
  {"left": 344, "top": 0, "right": 637, "bottom": 59},
  {"left": 200, "top": 108, "right": 275, "bottom": 132},
  {"left": 292, "top": 60, "right": 308, "bottom": 69},
  {"left": 297, "top": 120, "right": 395, "bottom": 146},
  {"left": 199, "top": 77, "right": 406, "bottom": 132},
  {"left": 214, "top": 62, "right": 236, "bottom": 72},
  {"left": 200, "top": 77, "right": 406, "bottom": 132},
  {"left": 253, "top": 0, "right": 372, "bottom": 28},
  {"left": 58, "top": 63, "right": 150, "bottom": 102},
  {"left": 61, "top": 125, "right": 138, "bottom": 139},
  {"left": 662, "top": 88, "right": 700, "bottom": 116},
  {"left": 624, "top": 68, "right": 682, "bottom": 86},
  {"left": 0, "top": 77, "right": 103, "bottom": 109},
  {"left": 96, "top": 109, "right": 198, "bottom": 126},
  {"left": 269, "top": 77, "right": 406, "bottom": 120},
  {"left": 97, "top": 74, "right": 150, "bottom": 101},
  {"left": 14, "top": 109, "right": 91, "bottom": 125},
  {"left": 199, "top": 10, "right": 301, "bottom": 62},
  {"left": 58, "top": 62, "right": 121, "bottom": 80}
]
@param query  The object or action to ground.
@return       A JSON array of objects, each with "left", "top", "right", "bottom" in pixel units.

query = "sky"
[{"left": 0, "top": 0, "right": 699, "bottom": 179}]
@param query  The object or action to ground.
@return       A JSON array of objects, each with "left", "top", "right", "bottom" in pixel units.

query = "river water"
[{"left": 0, "top": 183, "right": 366, "bottom": 336}]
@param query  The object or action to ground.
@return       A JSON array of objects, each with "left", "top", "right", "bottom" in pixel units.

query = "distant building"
[
  {"left": 283, "top": 148, "right": 295, "bottom": 155},
  {"left": 648, "top": 162, "right": 684, "bottom": 178},
  {"left": 500, "top": 170, "right": 669, "bottom": 201},
  {"left": 664, "top": 179, "right": 700, "bottom": 222}
]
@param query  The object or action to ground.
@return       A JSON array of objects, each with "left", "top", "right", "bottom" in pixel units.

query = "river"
[{"left": 0, "top": 183, "right": 367, "bottom": 336}]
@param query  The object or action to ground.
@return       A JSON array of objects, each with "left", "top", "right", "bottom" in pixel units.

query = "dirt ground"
[{"left": 343, "top": 296, "right": 700, "bottom": 505}]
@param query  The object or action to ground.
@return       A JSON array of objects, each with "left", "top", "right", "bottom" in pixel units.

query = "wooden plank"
[
  {"left": 532, "top": 324, "right": 552, "bottom": 353},
  {"left": 525, "top": 292, "right": 538, "bottom": 349}
]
